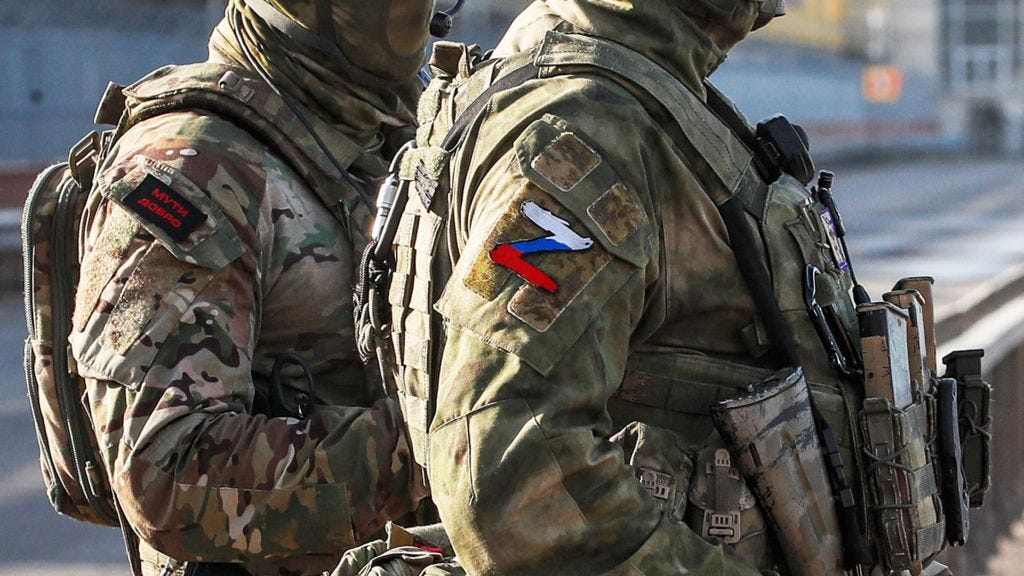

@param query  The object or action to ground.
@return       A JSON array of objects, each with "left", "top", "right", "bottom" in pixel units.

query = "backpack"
[
  {"left": 24, "top": 129, "right": 120, "bottom": 526},
  {"left": 22, "top": 62, "right": 370, "bottom": 561}
]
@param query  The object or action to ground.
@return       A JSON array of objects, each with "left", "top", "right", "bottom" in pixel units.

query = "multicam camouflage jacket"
[
  {"left": 383, "top": 0, "right": 874, "bottom": 575},
  {"left": 69, "top": 61, "right": 424, "bottom": 576}
]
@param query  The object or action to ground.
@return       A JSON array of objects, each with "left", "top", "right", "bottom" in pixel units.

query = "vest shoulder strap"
[
  {"left": 116, "top": 62, "right": 367, "bottom": 224},
  {"left": 533, "top": 30, "right": 765, "bottom": 210}
]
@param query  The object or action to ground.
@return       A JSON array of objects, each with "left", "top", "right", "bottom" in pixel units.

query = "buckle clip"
[
  {"left": 68, "top": 131, "right": 101, "bottom": 189},
  {"left": 637, "top": 467, "right": 673, "bottom": 501},
  {"left": 804, "top": 264, "right": 862, "bottom": 378},
  {"left": 705, "top": 510, "right": 742, "bottom": 544}
]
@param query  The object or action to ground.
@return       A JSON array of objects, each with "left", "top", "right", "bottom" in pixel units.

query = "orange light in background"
[{"left": 863, "top": 65, "right": 905, "bottom": 104}]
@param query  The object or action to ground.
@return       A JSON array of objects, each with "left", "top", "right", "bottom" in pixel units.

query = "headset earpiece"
[{"left": 430, "top": 0, "right": 466, "bottom": 38}]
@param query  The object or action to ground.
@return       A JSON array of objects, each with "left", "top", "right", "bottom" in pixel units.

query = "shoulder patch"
[
  {"left": 489, "top": 200, "right": 594, "bottom": 294},
  {"left": 102, "top": 155, "right": 243, "bottom": 270},
  {"left": 530, "top": 131, "right": 601, "bottom": 192},
  {"left": 462, "top": 182, "right": 598, "bottom": 300},
  {"left": 506, "top": 241, "right": 614, "bottom": 333},
  {"left": 121, "top": 174, "right": 207, "bottom": 242},
  {"left": 516, "top": 115, "right": 651, "bottom": 268}
]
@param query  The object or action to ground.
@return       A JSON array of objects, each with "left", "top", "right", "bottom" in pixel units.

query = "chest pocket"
[
  {"left": 757, "top": 174, "right": 862, "bottom": 474},
  {"left": 761, "top": 176, "right": 859, "bottom": 351}
]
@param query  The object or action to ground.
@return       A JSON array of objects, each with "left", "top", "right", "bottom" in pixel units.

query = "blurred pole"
[{"left": 865, "top": 1, "right": 888, "bottom": 63}]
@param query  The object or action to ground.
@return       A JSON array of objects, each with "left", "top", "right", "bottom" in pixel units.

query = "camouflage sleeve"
[
  {"left": 425, "top": 114, "right": 762, "bottom": 575},
  {"left": 70, "top": 113, "right": 422, "bottom": 569}
]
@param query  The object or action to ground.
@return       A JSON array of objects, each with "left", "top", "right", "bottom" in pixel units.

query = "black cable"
[{"left": 232, "top": 8, "right": 375, "bottom": 212}]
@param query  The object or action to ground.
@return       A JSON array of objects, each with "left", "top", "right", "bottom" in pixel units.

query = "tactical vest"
[
  {"left": 359, "top": 29, "right": 988, "bottom": 576},
  {"left": 23, "top": 60, "right": 368, "bottom": 573}
]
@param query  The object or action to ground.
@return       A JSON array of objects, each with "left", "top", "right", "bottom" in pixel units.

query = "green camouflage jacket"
[
  {"left": 69, "top": 62, "right": 423, "bottom": 575},
  {"left": 387, "top": 1, "right": 869, "bottom": 575}
]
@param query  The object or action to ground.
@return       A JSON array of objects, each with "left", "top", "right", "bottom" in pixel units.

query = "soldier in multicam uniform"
[
  {"left": 69, "top": 1, "right": 435, "bottom": 574},
  {"left": 376, "top": 0, "right": 953, "bottom": 575}
]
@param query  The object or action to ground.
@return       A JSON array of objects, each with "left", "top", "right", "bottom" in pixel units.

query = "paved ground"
[
  {"left": 835, "top": 154, "right": 1024, "bottom": 317},
  {"left": 1, "top": 154, "right": 1023, "bottom": 574},
  {"left": 0, "top": 294, "right": 126, "bottom": 573}
]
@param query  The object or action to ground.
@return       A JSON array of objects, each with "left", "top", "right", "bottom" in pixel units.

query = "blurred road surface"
[
  {"left": 2, "top": 154, "right": 1023, "bottom": 574},
  {"left": 837, "top": 155, "right": 1024, "bottom": 316},
  {"left": 0, "top": 294, "right": 125, "bottom": 573}
]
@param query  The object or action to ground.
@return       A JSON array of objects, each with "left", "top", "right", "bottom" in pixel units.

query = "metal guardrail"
[{"left": 937, "top": 265, "right": 1024, "bottom": 574}]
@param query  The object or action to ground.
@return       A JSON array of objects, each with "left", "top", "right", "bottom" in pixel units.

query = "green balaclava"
[
  {"left": 210, "top": 0, "right": 434, "bottom": 155},
  {"left": 543, "top": 0, "right": 784, "bottom": 92},
  {"left": 683, "top": 0, "right": 786, "bottom": 48}
]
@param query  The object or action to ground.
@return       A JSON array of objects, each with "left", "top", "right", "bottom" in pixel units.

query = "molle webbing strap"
[
  {"left": 717, "top": 197, "right": 800, "bottom": 367},
  {"left": 714, "top": 453, "right": 736, "bottom": 513},
  {"left": 440, "top": 63, "right": 541, "bottom": 152},
  {"left": 702, "top": 83, "right": 760, "bottom": 168},
  {"left": 703, "top": 81, "right": 775, "bottom": 214}
]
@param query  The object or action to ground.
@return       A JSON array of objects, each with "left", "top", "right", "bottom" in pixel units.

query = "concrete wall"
[
  {"left": 941, "top": 344, "right": 1024, "bottom": 573},
  {"left": 0, "top": 0, "right": 225, "bottom": 166},
  {"left": 0, "top": 26, "right": 210, "bottom": 165},
  {"left": 934, "top": 271, "right": 1024, "bottom": 573}
]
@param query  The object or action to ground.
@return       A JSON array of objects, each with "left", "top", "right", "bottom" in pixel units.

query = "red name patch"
[{"left": 122, "top": 174, "right": 207, "bottom": 242}]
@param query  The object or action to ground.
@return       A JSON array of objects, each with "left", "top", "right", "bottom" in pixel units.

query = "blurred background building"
[
  {"left": 4, "top": 0, "right": 1021, "bottom": 167},
  {"left": 942, "top": 0, "right": 1024, "bottom": 152},
  {"left": 0, "top": 0, "right": 220, "bottom": 166},
  {"left": 4, "top": 2, "right": 1024, "bottom": 576},
  {"left": 3, "top": 0, "right": 1024, "bottom": 166},
  {"left": 718, "top": 0, "right": 947, "bottom": 157}
]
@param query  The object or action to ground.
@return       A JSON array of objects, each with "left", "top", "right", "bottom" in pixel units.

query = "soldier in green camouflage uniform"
[
  {"left": 69, "top": 1, "right": 434, "bottom": 574},
  {"left": 381, "top": 0, "right": 888, "bottom": 574}
]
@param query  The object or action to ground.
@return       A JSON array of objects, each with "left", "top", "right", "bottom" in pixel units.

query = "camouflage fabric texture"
[
  {"left": 68, "top": 48, "right": 427, "bottom": 576},
  {"left": 210, "top": 0, "right": 433, "bottom": 150},
  {"left": 385, "top": 0, "right": 878, "bottom": 575}
]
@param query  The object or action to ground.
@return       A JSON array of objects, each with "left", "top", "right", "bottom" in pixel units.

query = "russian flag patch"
[{"left": 489, "top": 201, "right": 594, "bottom": 293}]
